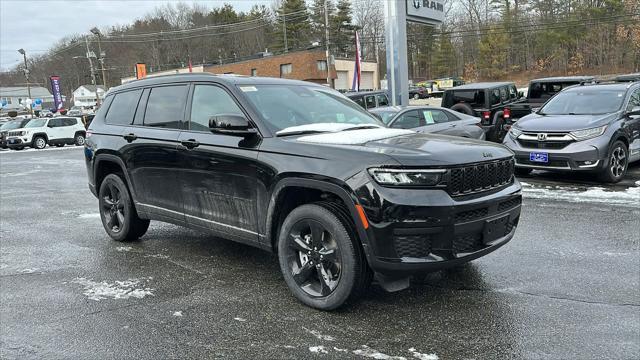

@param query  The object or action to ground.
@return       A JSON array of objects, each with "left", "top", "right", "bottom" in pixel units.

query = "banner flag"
[{"left": 49, "top": 76, "right": 63, "bottom": 110}]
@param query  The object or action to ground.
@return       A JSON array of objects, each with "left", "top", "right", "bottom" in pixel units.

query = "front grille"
[
  {"left": 393, "top": 234, "right": 432, "bottom": 258},
  {"left": 7, "top": 131, "right": 22, "bottom": 137},
  {"left": 455, "top": 207, "right": 488, "bottom": 223},
  {"left": 453, "top": 233, "right": 483, "bottom": 253},
  {"left": 498, "top": 197, "right": 521, "bottom": 212},
  {"left": 448, "top": 158, "right": 514, "bottom": 196},
  {"left": 517, "top": 139, "right": 571, "bottom": 149},
  {"left": 516, "top": 157, "right": 569, "bottom": 168}
]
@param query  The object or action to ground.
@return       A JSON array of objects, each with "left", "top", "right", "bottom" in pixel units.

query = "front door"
[{"left": 178, "top": 83, "right": 260, "bottom": 242}]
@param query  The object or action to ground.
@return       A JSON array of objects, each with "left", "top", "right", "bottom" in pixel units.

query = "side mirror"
[
  {"left": 209, "top": 114, "right": 257, "bottom": 137},
  {"left": 626, "top": 106, "right": 640, "bottom": 118}
]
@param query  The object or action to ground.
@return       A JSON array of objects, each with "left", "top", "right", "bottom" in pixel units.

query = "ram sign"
[{"left": 406, "top": 0, "right": 445, "bottom": 25}]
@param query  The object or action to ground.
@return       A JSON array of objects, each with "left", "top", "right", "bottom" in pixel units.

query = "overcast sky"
[{"left": 0, "top": 0, "right": 272, "bottom": 71}]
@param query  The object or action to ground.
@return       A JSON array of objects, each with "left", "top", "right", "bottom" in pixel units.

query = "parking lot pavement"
[{"left": 1, "top": 148, "right": 638, "bottom": 359}]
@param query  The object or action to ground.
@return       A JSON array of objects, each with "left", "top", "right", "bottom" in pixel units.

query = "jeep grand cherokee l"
[
  {"left": 84, "top": 74, "right": 522, "bottom": 310},
  {"left": 504, "top": 82, "right": 640, "bottom": 182}
]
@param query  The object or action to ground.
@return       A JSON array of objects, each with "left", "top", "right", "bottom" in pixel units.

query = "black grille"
[
  {"left": 453, "top": 233, "right": 483, "bottom": 253},
  {"left": 455, "top": 207, "right": 489, "bottom": 223},
  {"left": 448, "top": 158, "right": 514, "bottom": 196},
  {"left": 498, "top": 198, "right": 522, "bottom": 212},
  {"left": 393, "top": 234, "right": 432, "bottom": 258},
  {"left": 516, "top": 157, "right": 569, "bottom": 168},
  {"left": 517, "top": 139, "right": 571, "bottom": 149}
]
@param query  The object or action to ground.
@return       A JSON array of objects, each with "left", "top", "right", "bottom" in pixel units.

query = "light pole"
[
  {"left": 90, "top": 27, "right": 107, "bottom": 89},
  {"left": 324, "top": 0, "right": 332, "bottom": 88},
  {"left": 17, "top": 48, "right": 33, "bottom": 117}
]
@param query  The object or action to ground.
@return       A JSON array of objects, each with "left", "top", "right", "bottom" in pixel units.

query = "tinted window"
[
  {"left": 105, "top": 90, "right": 142, "bottom": 125},
  {"left": 365, "top": 95, "right": 376, "bottom": 109},
  {"left": 189, "top": 85, "right": 243, "bottom": 132},
  {"left": 391, "top": 110, "right": 422, "bottom": 129},
  {"left": 353, "top": 97, "right": 365, "bottom": 108},
  {"left": 376, "top": 94, "right": 389, "bottom": 107},
  {"left": 500, "top": 87, "right": 508, "bottom": 102},
  {"left": 627, "top": 89, "right": 640, "bottom": 111},
  {"left": 509, "top": 85, "right": 517, "bottom": 99},
  {"left": 491, "top": 89, "right": 501, "bottom": 105},
  {"left": 445, "top": 90, "right": 485, "bottom": 108},
  {"left": 422, "top": 110, "right": 449, "bottom": 125},
  {"left": 63, "top": 118, "right": 77, "bottom": 126},
  {"left": 143, "top": 86, "right": 188, "bottom": 129},
  {"left": 49, "top": 119, "right": 63, "bottom": 127}
]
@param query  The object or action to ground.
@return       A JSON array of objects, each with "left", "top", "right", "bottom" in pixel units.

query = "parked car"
[
  {"left": 346, "top": 90, "right": 390, "bottom": 110},
  {"left": 503, "top": 82, "right": 640, "bottom": 182},
  {"left": 67, "top": 106, "right": 85, "bottom": 116},
  {"left": 84, "top": 74, "right": 522, "bottom": 310},
  {"left": 369, "top": 106, "right": 485, "bottom": 140},
  {"left": 615, "top": 73, "right": 640, "bottom": 83},
  {"left": 409, "top": 86, "right": 428, "bottom": 100},
  {"left": 443, "top": 82, "right": 520, "bottom": 142},
  {"left": 509, "top": 76, "right": 595, "bottom": 120},
  {"left": 5, "top": 116, "right": 87, "bottom": 150},
  {"left": 1, "top": 118, "right": 32, "bottom": 148}
]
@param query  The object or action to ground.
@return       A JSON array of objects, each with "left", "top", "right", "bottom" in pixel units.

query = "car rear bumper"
[{"left": 354, "top": 179, "right": 522, "bottom": 276}]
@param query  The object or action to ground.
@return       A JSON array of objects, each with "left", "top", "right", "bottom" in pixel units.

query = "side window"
[
  {"left": 365, "top": 95, "right": 376, "bottom": 109},
  {"left": 64, "top": 118, "right": 76, "bottom": 126},
  {"left": 189, "top": 85, "right": 244, "bottom": 132},
  {"left": 353, "top": 97, "right": 365, "bottom": 108},
  {"left": 500, "top": 87, "right": 508, "bottom": 102},
  {"left": 105, "top": 89, "right": 143, "bottom": 126},
  {"left": 627, "top": 89, "right": 640, "bottom": 111},
  {"left": 491, "top": 89, "right": 501, "bottom": 105},
  {"left": 509, "top": 85, "right": 517, "bottom": 99},
  {"left": 143, "top": 85, "right": 188, "bottom": 129},
  {"left": 46, "top": 119, "right": 58, "bottom": 127},
  {"left": 376, "top": 94, "right": 389, "bottom": 107},
  {"left": 422, "top": 110, "right": 450, "bottom": 124},
  {"left": 391, "top": 110, "right": 422, "bottom": 129}
]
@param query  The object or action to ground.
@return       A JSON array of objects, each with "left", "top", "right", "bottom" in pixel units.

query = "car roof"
[
  {"left": 345, "top": 90, "right": 387, "bottom": 97},
  {"left": 448, "top": 82, "right": 514, "bottom": 90},
  {"left": 615, "top": 73, "right": 640, "bottom": 82},
  {"left": 110, "top": 73, "right": 322, "bottom": 94},
  {"left": 530, "top": 76, "right": 595, "bottom": 83},
  {"left": 563, "top": 82, "right": 635, "bottom": 92}
]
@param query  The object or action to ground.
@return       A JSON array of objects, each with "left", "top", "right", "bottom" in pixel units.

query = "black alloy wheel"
[
  {"left": 98, "top": 174, "right": 150, "bottom": 241},
  {"left": 599, "top": 141, "right": 628, "bottom": 183},
  {"left": 101, "top": 181, "right": 126, "bottom": 234}
]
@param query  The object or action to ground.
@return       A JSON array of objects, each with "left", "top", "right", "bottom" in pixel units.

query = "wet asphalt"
[{"left": 0, "top": 147, "right": 638, "bottom": 359}]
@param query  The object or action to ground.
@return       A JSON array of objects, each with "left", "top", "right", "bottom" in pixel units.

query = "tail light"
[
  {"left": 503, "top": 108, "right": 511, "bottom": 119},
  {"left": 482, "top": 111, "right": 491, "bottom": 124}
]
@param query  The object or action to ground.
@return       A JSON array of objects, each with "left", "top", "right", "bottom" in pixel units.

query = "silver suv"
[{"left": 503, "top": 82, "right": 640, "bottom": 182}]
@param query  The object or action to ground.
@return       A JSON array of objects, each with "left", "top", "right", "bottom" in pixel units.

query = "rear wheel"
[
  {"left": 413, "top": 93, "right": 420, "bottom": 100},
  {"left": 99, "top": 174, "right": 150, "bottom": 242},
  {"left": 277, "top": 203, "right": 370, "bottom": 310},
  {"left": 598, "top": 141, "right": 628, "bottom": 183},
  {"left": 32, "top": 136, "right": 46, "bottom": 150}
]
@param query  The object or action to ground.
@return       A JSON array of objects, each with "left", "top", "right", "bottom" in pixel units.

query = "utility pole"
[
  {"left": 91, "top": 27, "right": 107, "bottom": 89},
  {"left": 282, "top": 10, "right": 288, "bottom": 53},
  {"left": 17, "top": 49, "right": 33, "bottom": 117},
  {"left": 84, "top": 36, "right": 100, "bottom": 107},
  {"left": 324, "top": 0, "right": 332, "bottom": 88}
]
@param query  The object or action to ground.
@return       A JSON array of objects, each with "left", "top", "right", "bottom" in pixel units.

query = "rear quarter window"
[{"left": 105, "top": 89, "right": 143, "bottom": 126}]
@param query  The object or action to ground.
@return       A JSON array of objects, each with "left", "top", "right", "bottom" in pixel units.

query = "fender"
[
  {"left": 31, "top": 132, "right": 49, "bottom": 142},
  {"left": 93, "top": 153, "right": 137, "bottom": 200},
  {"left": 263, "top": 177, "right": 373, "bottom": 260}
]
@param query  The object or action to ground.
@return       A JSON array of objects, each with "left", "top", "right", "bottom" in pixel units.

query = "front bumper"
[
  {"left": 6, "top": 137, "right": 27, "bottom": 148},
  {"left": 354, "top": 179, "right": 522, "bottom": 276},
  {"left": 503, "top": 135, "right": 607, "bottom": 171}
]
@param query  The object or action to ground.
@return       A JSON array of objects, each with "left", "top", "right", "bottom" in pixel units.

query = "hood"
[
  {"left": 294, "top": 129, "right": 513, "bottom": 167},
  {"left": 515, "top": 112, "right": 617, "bottom": 132}
]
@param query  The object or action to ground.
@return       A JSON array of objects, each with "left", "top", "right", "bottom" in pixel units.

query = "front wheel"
[
  {"left": 74, "top": 133, "right": 85, "bottom": 146},
  {"left": 32, "top": 136, "right": 47, "bottom": 150},
  {"left": 277, "top": 203, "right": 371, "bottom": 310},
  {"left": 413, "top": 93, "right": 420, "bottom": 100},
  {"left": 99, "top": 174, "right": 150, "bottom": 242},
  {"left": 598, "top": 141, "right": 628, "bottom": 183}
]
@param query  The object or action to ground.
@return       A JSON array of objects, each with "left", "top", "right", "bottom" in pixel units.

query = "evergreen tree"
[
  {"left": 331, "top": 0, "right": 353, "bottom": 56},
  {"left": 273, "top": 0, "right": 311, "bottom": 52},
  {"left": 310, "top": 0, "right": 336, "bottom": 43}
]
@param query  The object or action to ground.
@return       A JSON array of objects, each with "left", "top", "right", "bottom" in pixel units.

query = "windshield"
[
  {"left": 1, "top": 120, "right": 24, "bottom": 130},
  {"left": 25, "top": 119, "right": 47, "bottom": 128},
  {"left": 238, "top": 84, "right": 382, "bottom": 133},
  {"left": 540, "top": 89, "right": 625, "bottom": 115}
]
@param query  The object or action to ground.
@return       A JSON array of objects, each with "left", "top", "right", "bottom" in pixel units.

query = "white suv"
[{"left": 6, "top": 117, "right": 86, "bottom": 150}]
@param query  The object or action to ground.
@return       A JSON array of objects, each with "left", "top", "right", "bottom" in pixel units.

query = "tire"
[
  {"left": 32, "top": 136, "right": 47, "bottom": 150},
  {"left": 98, "top": 174, "right": 150, "bottom": 242},
  {"left": 598, "top": 140, "right": 628, "bottom": 183},
  {"left": 515, "top": 168, "right": 532, "bottom": 176},
  {"left": 491, "top": 117, "right": 506, "bottom": 143},
  {"left": 413, "top": 93, "right": 420, "bottom": 100},
  {"left": 277, "top": 203, "right": 371, "bottom": 310},
  {"left": 450, "top": 103, "right": 474, "bottom": 116},
  {"left": 74, "top": 133, "right": 85, "bottom": 146}
]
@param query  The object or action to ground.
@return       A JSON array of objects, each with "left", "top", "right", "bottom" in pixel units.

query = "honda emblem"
[{"left": 537, "top": 133, "right": 547, "bottom": 141}]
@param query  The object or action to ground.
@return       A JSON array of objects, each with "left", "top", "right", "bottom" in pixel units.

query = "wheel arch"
[
  {"left": 265, "top": 177, "right": 371, "bottom": 259},
  {"left": 31, "top": 132, "right": 49, "bottom": 142},
  {"left": 93, "top": 153, "right": 137, "bottom": 200}
]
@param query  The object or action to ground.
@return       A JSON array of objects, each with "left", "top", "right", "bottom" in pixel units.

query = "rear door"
[
  {"left": 122, "top": 84, "right": 188, "bottom": 222},
  {"left": 177, "top": 83, "right": 260, "bottom": 241},
  {"left": 46, "top": 118, "right": 64, "bottom": 140},
  {"left": 415, "top": 109, "right": 452, "bottom": 134},
  {"left": 388, "top": 110, "right": 424, "bottom": 130}
]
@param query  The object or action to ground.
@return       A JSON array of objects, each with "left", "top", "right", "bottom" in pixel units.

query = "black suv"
[
  {"left": 85, "top": 74, "right": 522, "bottom": 310},
  {"left": 346, "top": 90, "right": 390, "bottom": 110},
  {"left": 443, "top": 82, "right": 520, "bottom": 142}
]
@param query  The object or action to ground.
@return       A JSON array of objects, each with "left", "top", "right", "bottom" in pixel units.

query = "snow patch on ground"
[
  {"left": 0, "top": 146, "right": 82, "bottom": 155},
  {"left": 77, "top": 213, "right": 100, "bottom": 219},
  {"left": 409, "top": 348, "right": 439, "bottom": 360},
  {"left": 303, "top": 326, "right": 335, "bottom": 341},
  {"left": 0, "top": 169, "right": 41, "bottom": 178},
  {"left": 521, "top": 183, "right": 640, "bottom": 207},
  {"left": 309, "top": 346, "right": 328, "bottom": 354},
  {"left": 115, "top": 246, "right": 133, "bottom": 252},
  {"left": 283, "top": 345, "right": 296, "bottom": 349},
  {"left": 144, "top": 254, "right": 169, "bottom": 259},
  {"left": 72, "top": 277, "right": 154, "bottom": 301},
  {"left": 353, "top": 345, "right": 407, "bottom": 360},
  {"left": 233, "top": 317, "right": 247, "bottom": 322},
  {"left": 18, "top": 268, "right": 40, "bottom": 274},
  {"left": 333, "top": 347, "right": 348, "bottom": 352},
  {"left": 173, "top": 311, "right": 183, "bottom": 317}
]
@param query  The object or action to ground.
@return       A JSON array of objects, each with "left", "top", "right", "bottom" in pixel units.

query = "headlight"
[
  {"left": 368, "top": 168, "right": 445, "bottom": 186},
  {"left": 509, "top": 127, "right": 522, "bottom": 139},
  {"left": 569, "top": 125, "right": 607, "bottom": 141}
]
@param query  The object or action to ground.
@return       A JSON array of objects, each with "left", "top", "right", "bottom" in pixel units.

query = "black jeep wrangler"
[
  {"left": 442, "top": 82, "right": 520, "bottom": 142},
  {"left": 85, "top": 74, "right": 522, "bottom": 310},
  {"left": 509, "top": 76, "right": 595, "bottom": 120}
]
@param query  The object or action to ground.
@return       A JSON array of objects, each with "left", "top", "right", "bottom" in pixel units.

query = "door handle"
[
  {"left": 449, "top": 124, "right": 457, "bottom": 127},
  {"left": 180, "top": 139, "right": 200, "bottom": 149},
  {"left": 123, "top": 133, "right": 137, "bottom": 142}
]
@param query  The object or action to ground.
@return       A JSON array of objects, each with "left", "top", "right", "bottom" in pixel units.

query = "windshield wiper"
[{"left": 276, "top": 130, "right": 329, "bottom": 137}]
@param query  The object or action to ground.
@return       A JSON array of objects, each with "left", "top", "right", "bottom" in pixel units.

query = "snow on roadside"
[
  {"left": 116, "top": 246, "right": 133, "bottom": 252},
  {"left": 521, "top": 182, "right": 639, "bottom": 207},
  {"left": 409, "top": 348, "right": 439, "bottom": 360},
  {"left": 72, "top": 277, "right": 154, "bottom": 301},
  {"left": 309, "top": 346, "right": 328, "bottom": 354},
  {"left": 303, "top": 327, "right": 335, "bottom": 341},
  {"left": 352, "top": 345, "right": 407, "bottom": 360},
  {"left": 0, "top": 146, "right": 82, "bottom": 155},
  {"left": 77, "top": 213, "right": 100, "bottom": 219}
]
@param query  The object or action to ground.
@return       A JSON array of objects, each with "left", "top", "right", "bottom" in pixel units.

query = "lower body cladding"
[{"left": 355, "top": 180, "right": 522, "bottom": 291}]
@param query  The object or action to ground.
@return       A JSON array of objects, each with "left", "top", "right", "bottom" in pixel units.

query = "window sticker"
[
  {"left": 239, "top": 86, "right": 258, "bottom": 92},
  {"left": 423, "top": 111, "right": 435, "bottom": 124}
]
